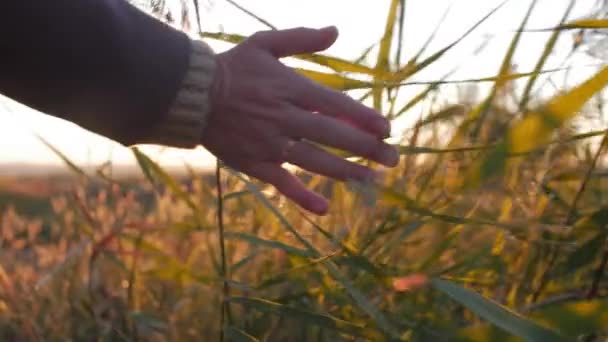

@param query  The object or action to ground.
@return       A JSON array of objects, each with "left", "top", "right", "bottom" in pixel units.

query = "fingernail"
[{"left": 379, "top": 147, "right": 399, "bottom": 167}]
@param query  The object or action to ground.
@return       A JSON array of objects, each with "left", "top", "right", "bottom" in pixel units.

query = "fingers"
[
  {"left": 285, "top": 140, "right": 377, "bottom": 182},
  {"left": 245, "top": 163, "right": 329, "bottom": 215},
  {"left": 285, "top": 108, "right": 400, "bottom": 167},
  {"left": 290, "top": 74, "right": 390, "bottom": 138},
  {"left": 249, "top": 26, "right": 339, "bottom": 58}
]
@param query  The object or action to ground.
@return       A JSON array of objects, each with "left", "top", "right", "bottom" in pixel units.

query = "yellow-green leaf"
[
  {"left": 468, "top": 65, "right": 608, "bottom": 186},
  {"left": 559, "top": 19, "right": 608, "bottom": 29},
  {"left": 295, "top": 69, "right": 373, "bottom": 90}
]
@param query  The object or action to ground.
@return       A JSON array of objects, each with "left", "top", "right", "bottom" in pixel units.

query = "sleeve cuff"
[{"left": 143, "top": 39, "right": 216, "bottom": 148}]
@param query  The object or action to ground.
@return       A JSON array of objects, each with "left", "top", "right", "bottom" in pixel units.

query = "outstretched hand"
[{"left": 202, "top": 26, "right": 399, "bottom": 215}]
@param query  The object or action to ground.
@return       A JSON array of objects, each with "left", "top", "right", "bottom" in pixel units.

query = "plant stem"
[
  {"left": 216, "top": 161, "right": 232, "bottom": 340},
  {"left": 587, "top": 247, "right": 608, "bottom": 299},
  {"left": 533, "top": 133, "right": 608, "bottom": 302}
]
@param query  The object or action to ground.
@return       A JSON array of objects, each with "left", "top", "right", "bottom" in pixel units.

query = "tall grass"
[{"left": 1, "top": 0, "right": 608, "bottom": 340}]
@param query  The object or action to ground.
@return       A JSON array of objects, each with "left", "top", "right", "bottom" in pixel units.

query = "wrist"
[{"left": 142, "top": 39, "right": 217, "bottom": 148}]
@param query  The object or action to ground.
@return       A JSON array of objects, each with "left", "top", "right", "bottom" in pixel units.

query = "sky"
[{"left": 0, "top": 0, "right": 602, "bottom": 171}]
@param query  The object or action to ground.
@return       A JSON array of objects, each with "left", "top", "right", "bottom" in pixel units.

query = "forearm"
[{"left": 0, "top": 0, "right": 215, "bottom": 147}]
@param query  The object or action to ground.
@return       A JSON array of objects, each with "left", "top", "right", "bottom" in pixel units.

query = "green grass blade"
[
  {"left": 520, "top": 0, "right": 575, "bottom": 110},
  {"left": 228, "top": 297, "right": 373, "bottom": 338},
  {"left": 203, "top": 31, "right": 378, "bottom": 76},
  {"left": 468, "top": 65, "right": 608, "bottom": 186},
  {"left": 470, "top": 0, "right": 539, "bottom": 140},
  {"left": 132, "top": 147, "right": 199, "bottom": 213},
  {"left": 392, "top": 0, "right": 508, "bottom": 82},
  {"left": 224, "top": 326, "right": 259, "bottom": 342},
  {"left": 226, "top": 169, "right": 403, "bottom": 338},
  {"left": 37, "top": 134, "right": 87, "bottom": 179},
  {"left": 432, "top": 278, "right": 566, "bottom": 341},
  {"left": 224, "top": 232, "right": 313, "bottom": 258}
]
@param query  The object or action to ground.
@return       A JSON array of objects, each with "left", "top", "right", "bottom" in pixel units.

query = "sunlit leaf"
[
  {"left": 468, "top": 65, "right": 608, "bottom": 186},
  {"left": 295, "top": 69, "right": 373, "bottom": 90},
  {"left": 559, "top": 19, "right": 608, "bottom": 29}
]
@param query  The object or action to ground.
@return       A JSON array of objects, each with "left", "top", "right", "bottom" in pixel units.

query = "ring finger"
[{"left": 284, "top": 139, "right": 377, "bottom": 182}]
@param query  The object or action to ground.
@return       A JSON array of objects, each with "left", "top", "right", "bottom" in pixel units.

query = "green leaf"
[
  {"left": 468, "top": 65, "right": 608, "bottom": 186},
  {"left": 432, "top": 278, "right": 566, "bottom": 341},
  {"left": 373, "top": 0, "right": 402, "bottom": 111},
  {"left": 295, "top": 69, "right": 373, "bottom": 91},
  {"left": 391, "top": 1, "right": 506, "bottom": 83},
  {"left": 224, "top": 326, "right": 259, "bottom": 342},
  {"left": 37, "top": 134, "right": 87, "bottom": 179},
  {"left": 132, "top": 147, "right": 200, "bottom": 213},
  {"left": 202, "top": 31, "right": 378, "bottom": 76},
  {"left": 461, "top": 299, "right": 608, "bottom": 340},
  {"left": 511, "top": 65, "right": 608, "bottom": 154},
  {"left": 296, "top": 54, "right": 377, "bottom": 75},
  {"left": 558, "top": 19, "right": 608, "bottom": 29},
  {"left": 228, "top": 297, "right": 375, "bottom": 338},
  {"left": 562, "top": 233, "right": 605, "bottom": 274},
  {"left": 224, "top": 232, "right": 313, "bottom": 258},
  {"left": 520, "top": 0, "right": 575, "bottom": 109},
  {"left": 227, "top": 169, "right": 403, "bottom": 338}
]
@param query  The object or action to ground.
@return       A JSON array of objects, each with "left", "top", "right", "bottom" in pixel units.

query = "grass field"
[{"left": 3, "top": 0, "right": 608, "bottom": 341}]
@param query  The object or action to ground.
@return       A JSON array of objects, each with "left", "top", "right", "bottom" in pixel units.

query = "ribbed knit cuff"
[{"left": 146, "top": 39, "right": 216, "bottom": 148}]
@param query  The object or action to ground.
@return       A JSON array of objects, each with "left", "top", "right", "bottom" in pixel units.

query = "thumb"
[{"left": 250, "top": 26, "right": 339, "bottom": 57}]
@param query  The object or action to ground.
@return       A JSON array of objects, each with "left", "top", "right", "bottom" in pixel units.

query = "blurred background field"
[{"left": 3, "top": 0, "right": 608, "bottom": 341}]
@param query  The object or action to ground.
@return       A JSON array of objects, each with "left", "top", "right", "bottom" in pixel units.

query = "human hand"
[{"left": 202, "top": 26, "right": 399, "bottom": 215}]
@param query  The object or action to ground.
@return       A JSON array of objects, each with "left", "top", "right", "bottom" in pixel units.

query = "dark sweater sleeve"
[{"left": 0, "top": 0, "right": 204, "bottom": 146}]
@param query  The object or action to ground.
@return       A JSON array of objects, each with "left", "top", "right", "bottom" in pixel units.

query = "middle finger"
[{"left": 282, "top": 106, "right": 399, "bottom": 167}]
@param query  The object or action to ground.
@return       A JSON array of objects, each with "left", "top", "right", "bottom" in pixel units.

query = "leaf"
[
  {"left": 224, "top": 190, "right": 251, "bottom": 201},
  {"left": 295, "top": 69, "right": 373, "bottom": 91},
  {"left": 511, "top": 65, "right": 608, "bottom": 153},
  {"left": 373, "top": 0, "right": 401, "bottom": 111},
  {"left": 469, "top": 0, "right": 538, "bottom": 140},
  {"left": 468, "top": 65, "right": 608, "bottom": 186},
  {"left": 228, "top": 297, "right": 374, "bottom": 338},
  {"left": 227, "top": 169, "right": 403, "bottom": 338},
  {"left": 296, "top": 54, "right": 377, "bottom": 75},
  {"left": 415, "top": 105, "right": 466, "bottom": 128},
  {"left": 132, "top": 147, "right": 199, "bottom": 213},
  {"left": 224, "top": 232, "right": 313, "bottom": 258},
  {"left": 203, "top": 31, "right": 377, "bottom": 75},
  {"left": 432, "top": 278, "right": 566, "bottom": 341},
  {"left": 460, "top": 299, "right": 608, "bottom": 340},
  {"left": 201, "top": 31, "right": 246, "bottom": 44},
  {"left": 520, "top": 0, "right": 575, "bottom": 109},
  {"left": 370, "top": 220, "right": 426, "bottom": 259},
  {"left": 129, "top": 311, "right": 168, "bottom": 333},
  {"left": 562, "top": 233, "right": 605, "bottom": 274},
  {"left": 224, "top": 326, "right": 260, "bottom": 342},
  {"left": 390, "top": 1, "right": 507, "bottom": 82},
  {"left": 37, "top": 134, "right": 87, "bottom": 179},
  {"left": 559, "top": 19, "right": 608, "bottom": 29}
]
